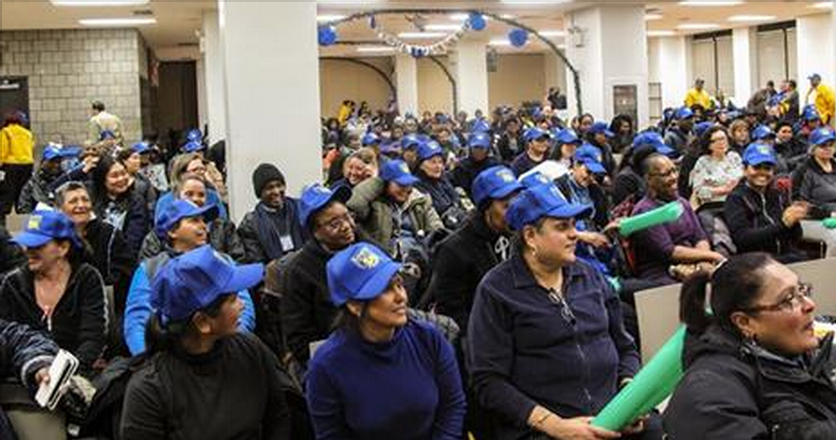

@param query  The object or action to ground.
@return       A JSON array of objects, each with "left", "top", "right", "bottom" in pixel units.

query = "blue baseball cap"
[
  {"left": 13, "top": 210, "right": 82, "bottom": 249},
  {"left": 472, "top": 166, "right": 523, "bottom": 208},
  {"left": 589, "top": 122, "right": 615, "bottom": 138},
  {"left": 505, "top": 183, "right": 592, "bottom": 231},
  {"left": 810, "top": 128, "right": 836, "bottom": 147},
  {"left": 182, "top": 141, "right": 205, "bottom": 153},
  {"left": 742, "top": 143, "right": 777, "bottom": 167},
  {"left": 751, "top": 125, "right": 775, "bottom": 141},
  {"left": 401, "top": 134, "right": 422, "bottom": 150},
  {"left": 155, "top": 199, "right": 219, "bottom": 240},
  {"left": 298, "top": 183, "right": 352, "bottom": 229},
  {"left": 519, "top": 171, "right": 553, "bottom": 189},
  {"left": 804, "top": 106, "right": 821, "bottom": 122},
  {"left": 468, "top": 132, "right": 492, "bottom": 150},
  {"left": 524, "top": 127, "right": 552, "bottom": 143},
  {"left": 42, "top": 145, "right": 63, "bottom": 161},
  {"left": 674, "top": 107, "right": 694, "bottom": 120},
  {"left": 574, "top": 143, "right": 607, "bottom": 175},
  {"left": 417, "top": 140, "right": 444, "bottom": 161},
  {"left": 555, "top": 129, "right": 582, "bottom": 145},
  {"left": 380, "top": 159, "right": 419, "bottom": 186},
  {"left": 131, "top": 141, "right": 150, "bottom": 154},
  {"left": 694, "top": 121, "right": 714, "bottom": 138},
  {"left": 380, "top": 140, "right": 402, "bottom": 155},
  {"left": 326, "top": 242, "right": 402, "bottom": 307},
  {"left": 362, "top": 132, "right": 380, "bottom": 146},
  {"left": 632, "top": 131, "right": 675, "bottom": 156},
  {"left": 151, "top": 245, "right": 264, "bottom": 325},
  {"left": 471, "top": 119, "right": 491, "bottom": 133},
  {"left": 186, "top": 129, "right": 202, "bottom": 142},
  {"left": 809, "top": 73, "right": 822, "bottom": 81}
]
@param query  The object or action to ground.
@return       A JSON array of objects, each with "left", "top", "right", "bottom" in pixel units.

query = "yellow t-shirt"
[
  {"left": 814, "top": 84, "right": 835, "bottom": 125},
  {"left": 0, "top": 123, "right": 35, "bottom": 165},
  {"left": 684, "top": 88, "right": 712, "bottom": 109}
]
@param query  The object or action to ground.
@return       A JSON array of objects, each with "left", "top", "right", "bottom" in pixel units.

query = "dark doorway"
[
  {"left": 0, "top": 77, "right": 30, "bottom": 127},
  {"left": 155, "top": 61, "right": 198, "bottom": 152}
]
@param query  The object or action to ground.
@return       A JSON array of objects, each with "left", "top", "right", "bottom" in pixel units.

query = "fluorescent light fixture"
[
  {"left": 79, "top": 17, "right": 156, "bottom": 26},
  {"left": 679, "top": 1, "right": 744, "bottom": 6},
  {"left": 51, "top": 0, "right": 148, "bottom": 5},
  {"left": 317, "top": 15, "right": 346, "bottom": 22},
  {"left": 449, "top": 13, "right": 493, "bottom": 21},
  {"left": 489, "top": 39, "right": 512, "bottom": 46},
  {"left": 538, "top": 30, "right": 565, "bottom": 37},
  {"left": 648, "top": 30, "right": 677, "bottom": 37},
  {"left": 398, "top": 32, "right": 446, "bottom": 39},
  {"left": 426, "top": 24, "right": 466, "bottom": 31},
  {"left": 676, "top": 23, "right": 721, "bottom": 30},
  {"left": 728, "top": 15, "right": 776, "bottom": 22},
  {"left": 645, "top": 14, "right": 663, "bottom": 21},
  {"left": 500, "top": 14, "right": 517, "bottom": 19},
  {"left": 811, "top": 1, "right": 833, "bottom": 8},
  {"left": 357, "top": 46, "right": 395, "bottom": 53},
  {"left": 501, "top": 0, "right": 572, "bottom": 3}
]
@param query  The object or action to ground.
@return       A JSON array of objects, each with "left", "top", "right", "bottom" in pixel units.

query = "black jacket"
[
  {"left": 0, "top": 318, "right": 58, "bottom": 386},
  {"left": 415, "top": 173, "right": 461, "bottom": 220},
  {"left": 451, "top": 156, "right": 501, "bottom": 198},
  {"left": 138, "top": 218, "right": 245, "bottom": 263},
  {"left": 0, "top": 225, "right": 24, "bottom": 276},
  {"left": 423, "top": 211, "right": 510, "bottom": 332},
  {"left": 664, "top": 327, "right": 836, "bottom": 440},
  {"left": 0, "top": 262, "right": 107, "bottom": 375},
  {"left": 81, "top": 219, "right": 136, "bottom": 318},
  {"left": 278, "top": 240, "right": 338, "bottom": 365},
  {"left": 612, "top": 167, "right": 645, "bottom": 207},
  {"left": 17, "top": 168, "right": 60, "bottom": 214},
  {"left": 724, "top": 182, "right": 803, "bottom": 258},
  {"left": 94, "top": 187, "right": 151, "bottom": 260},
  {"left": 496, "top": 133, "right": 524, "bottom": 164},
  {"left": 792, "top": 157, "right": 836, "bottom": 219}
]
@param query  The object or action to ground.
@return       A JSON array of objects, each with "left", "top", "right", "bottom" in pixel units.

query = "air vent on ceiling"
[{"left": 133, "top": 9, "right": 154, "bottom": 16}]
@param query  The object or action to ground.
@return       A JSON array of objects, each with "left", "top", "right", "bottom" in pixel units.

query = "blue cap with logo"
[
  {"left": 519, "top": 171, "right": 553, "bottom": 189},
  {"left": 151, "top": 245, "right": 263, "bottom": 325},
  {"left": 555, "top": 129, "right": 582, "bottom": 145},
  {"left": 401, "top": 134, "right": 422, "bottom": 150},
  {"left": 574, "top": 143, "right": 607, "bottom": 175},
  {"left": 751, "top": 125, "right": 776, "bottom": 141},
  {"left": 326, "top": 242, "right": 402, "bottom": 307},
  {"left": 803, "top": 106, "right": 821, "bottom": 122},
  {"left": 505, "top": 183, "right": 592, "bottom": 231},
  {"left": 472, "top": 166, "right": 523, "bottom": 208},
  {"left": 694, "top": 121, "right": 714, "bottom": 138},
  {"left": 131, "top": 141, "right": 150, "bottom": 154},
  {"left": 524, "top": 127, "right": 552, "bottom": 143},
  {"left": 182, "top": 141, "right": 205, "bottom": 153},
  {"left": 674, "top": 106, "right": 695, "bottom": 120},
  {"left": 380, "top": 140, "right": 402, "bottom": 155},
  {"left": 471, "top": 119, "right": 491, "bottom": 133},
  {"left": 810, "top": 127, "right": 836, "bottom": 146},
  {"left": 468, "top": 132, "right": 492, "bottom": 150},
  {"left": 417, "top": 140, "right": 444, "bottom": 161},
  {"left": 12, "top": 210, "right": 82, "bottom": 249},
  {"left": 155, "top": 199, "right": 219, "bottom": 240},
  {"left": 632, "top": 131, "right": 675, "bottom": 156},
  {"left": 380, "top": 159, "right": 419, "bottom": 186},
  {"left": 589, "top": 122, "right": 615, "bottom": 138},
  {"left": 186, "top": 129, "right": 202, "bottom": 143},
  {"left": 362, "top": 132, "right": 380, "bottom": 146},
  {"left": 298, "top": 183, "right": 352, "bottom": 229},
  {"left": 42, "top": 145, "right": 63, "bottom": 161},
  {"left": 743, "top": 143, "right": 777, "bottom": 166}
]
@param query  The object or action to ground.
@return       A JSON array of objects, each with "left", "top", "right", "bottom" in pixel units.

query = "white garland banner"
[{"left": 369, "top": 14, "right": 473, "bottom": 57}]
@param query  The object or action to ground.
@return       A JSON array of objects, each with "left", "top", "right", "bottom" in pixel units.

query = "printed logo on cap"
[
  {"left": 757, "top": 144, "right": 772, "bottom": 155},
  {"left": 399, "top": 162, "right": 410, "bottom": 174},
  {"left": 312, "top": 184, "right": 330, "bottom": 195},
  {"left": 498, "top": 169, "right": 515, "bottom": 182},
  {"left": 28, "top": 216, "right": 42, "bottom": 230},
  {"left": 352, "top": 246, "right": 380, "bottom": 270}
]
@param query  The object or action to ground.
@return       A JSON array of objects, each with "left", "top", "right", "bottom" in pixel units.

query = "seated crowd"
[{"left": 1, "top": 88, "right": 836, "bottom": 440}]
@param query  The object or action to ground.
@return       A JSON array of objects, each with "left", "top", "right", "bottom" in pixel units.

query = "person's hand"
[
  {"left": 541, "top": 416, "right": 621, "bottom": 440},
  {"left": 82, "top": 154, "right": 100, "bottom": 173},
  {"left": 621, "top": 415, "right": 648, "bottom": 435},
  {"left": 578, "top": 232, "right": 611, "bottom": 249},
  {"left": 602, "top": 220, "right": 621, "bottom": 235},
  {"left": 34, "top": 368, "right": 50, "bottom": 387},
  {"left": 782, "top": 203, "right": 808, "bottom": 227}
]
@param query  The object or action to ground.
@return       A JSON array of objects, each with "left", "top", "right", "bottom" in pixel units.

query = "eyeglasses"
[
  {"left": 742, "top": 282, "right": 813, "bottom": 314},
  {"left": 547, "top": 288, "right": 577, "bottom": 327},
  {"left": 317, "top": 212, "right": 354, "bottom": 232}
]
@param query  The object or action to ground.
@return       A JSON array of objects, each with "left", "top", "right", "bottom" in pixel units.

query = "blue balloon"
[
  {"left": 469, "top": 13, "right": 487, "bottom": 31},
  {"left": 318, "top": 26, "right": 338, "bottom": 46},
  {"left": 509, "top": 28, "right": 528, "bottom": 48}
]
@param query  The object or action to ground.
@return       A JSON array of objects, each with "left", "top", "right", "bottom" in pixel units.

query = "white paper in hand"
[{"left": 35, "top": 349, "right": 79, "bottom": 411}]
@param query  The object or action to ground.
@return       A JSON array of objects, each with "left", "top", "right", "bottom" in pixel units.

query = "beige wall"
[
  {"left": 320, "top": 53, "right": 551, "bottom": 117},
  {"left": 319, "top": 57, "right": 393, "bottom": 118}
]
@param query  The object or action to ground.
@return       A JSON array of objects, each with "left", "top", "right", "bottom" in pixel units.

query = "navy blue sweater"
[
  {"left": 305, "top": 319, "right": 466, "bottom": 440},
  {"left": 468, "top": 255, "right": 639, "bottom": 439}
]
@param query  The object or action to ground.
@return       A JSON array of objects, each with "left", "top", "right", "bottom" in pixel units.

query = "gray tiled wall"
[{"left": 0, "top": 28, "right": 144, "bottom": 147}]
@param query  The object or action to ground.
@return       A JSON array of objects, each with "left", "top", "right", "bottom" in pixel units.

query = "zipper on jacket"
[{"left": 547, "top": 289, "right": 594, "bottom": 410}]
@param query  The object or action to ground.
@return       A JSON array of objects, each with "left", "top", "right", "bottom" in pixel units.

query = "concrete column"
[
  {"left": 796, "top": 13, "right": 835, "bottom": 110},
  {"left": 648, "top": 36, "right": 689, "bottom": 110},
  {"left": 732, "top": 27, "right": 759, "bottom": 105},
  {"left": 565, "top": 4, "right": 649, "bottom": 126},
  {"left": 196, "top": 57, "right": 207, "bottom": 131},
  {"left": 219, "top": 0, "right": 322, "bottom": 222},
  {"left": 452, "top": 39, "right": 489, "bottom": 116},
  {"left": 202, "top": 10, "right": 226, "bottom": 146},
  {"left": 395, "top": 54, "right": 419, "bottom": 117}
]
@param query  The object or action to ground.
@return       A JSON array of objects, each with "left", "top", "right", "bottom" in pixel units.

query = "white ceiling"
[{"left": 0, "top": 0, "right": 832, "bottom": 60}]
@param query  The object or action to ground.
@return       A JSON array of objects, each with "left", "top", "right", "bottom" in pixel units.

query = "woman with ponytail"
[{"left": 664, "top": 253, "right": 836, "bottom": 439}]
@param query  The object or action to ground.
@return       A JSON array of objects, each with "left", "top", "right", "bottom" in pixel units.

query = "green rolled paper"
[
  {"left": 823, "top": 218, "right": 836, "bottom": 230},
  {"left": 592, "top": 326, "right": 687, "bottom": 431},
  {"left": 618, "top": 202, "right": 684, "bottom": 237}
]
